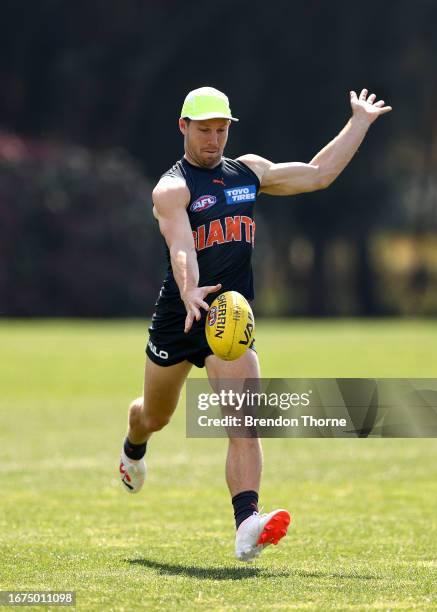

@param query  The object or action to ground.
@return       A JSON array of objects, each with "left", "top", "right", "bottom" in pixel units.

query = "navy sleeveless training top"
[{"left": 154, "top": 156, "right": 260, "bottom": 315}]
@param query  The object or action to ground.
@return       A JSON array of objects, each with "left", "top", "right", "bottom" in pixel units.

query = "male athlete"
[{"left": 119, "top": 86, "right": 392, "bottom": 562}]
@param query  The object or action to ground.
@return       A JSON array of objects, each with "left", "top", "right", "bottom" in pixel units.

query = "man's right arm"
[{"left": 152, "top": 177, "right": 221, "bottom": 333}]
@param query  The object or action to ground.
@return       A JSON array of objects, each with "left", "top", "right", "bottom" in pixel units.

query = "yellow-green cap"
[{"left": 180, "top": 86, "right": 239, "bottom": 122}]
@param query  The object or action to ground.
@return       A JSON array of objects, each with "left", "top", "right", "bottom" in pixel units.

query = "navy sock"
[
  {"left": 124, "top": 436, "right": 147, "bottom": 460},
  {"left": 232, "top": 490, "right": 259, "bottom": 529}
]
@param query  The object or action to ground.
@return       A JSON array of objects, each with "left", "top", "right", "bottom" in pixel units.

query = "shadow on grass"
[
  {"left": 127, "top": 559, "right": 380, "bottom": 581},
  {"left": 128, "top": 558, "right": 278, "bottom": 580}
]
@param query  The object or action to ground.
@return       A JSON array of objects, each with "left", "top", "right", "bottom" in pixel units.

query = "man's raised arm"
[
  {"left": 152, "top": 177, "right": 221, "bottom": 333},
  {"left": 239, "top": 88, "right": 392, "bottom": 196}
]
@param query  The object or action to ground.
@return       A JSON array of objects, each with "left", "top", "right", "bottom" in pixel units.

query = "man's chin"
[{"left": 201, "top": 153, "right": 221, "bottom": 168}]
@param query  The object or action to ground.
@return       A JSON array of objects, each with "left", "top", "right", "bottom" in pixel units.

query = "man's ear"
[{"left": 179, "top": 118, "right": 187, "bottom": 135}]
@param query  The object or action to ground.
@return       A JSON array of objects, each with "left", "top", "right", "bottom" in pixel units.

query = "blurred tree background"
[{"left": 0, "top": 0, "right": 436, "bottom": 317}]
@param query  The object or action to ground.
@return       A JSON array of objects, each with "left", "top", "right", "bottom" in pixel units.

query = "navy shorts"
[{"left": 146, "top": 308, "right": 255, "bottom": 369}]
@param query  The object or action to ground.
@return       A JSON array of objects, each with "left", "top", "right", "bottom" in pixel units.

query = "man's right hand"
[{"left": 182, "top": 284, "right": 222, "bottom": 333}]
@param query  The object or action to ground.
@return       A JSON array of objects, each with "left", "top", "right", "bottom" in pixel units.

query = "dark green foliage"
[{"left": 0, "top": 143, "right": 164, "bottom": 315}]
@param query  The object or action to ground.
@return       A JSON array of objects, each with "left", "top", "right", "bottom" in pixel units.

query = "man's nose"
[{"left": 207, "top": 132, "right": 219, "bottom": 145}]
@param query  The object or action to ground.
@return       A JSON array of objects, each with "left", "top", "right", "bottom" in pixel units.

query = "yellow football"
[{"left": 205, "top": 291, "right": 255, "bottom": 361}]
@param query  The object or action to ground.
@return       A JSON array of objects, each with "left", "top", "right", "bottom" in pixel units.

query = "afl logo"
[
  {"left": 207, "top": 306, "right": 218, "bottom": 326},
  {"left": 190, "top": 195, "right": 217, "bottom": 213}
]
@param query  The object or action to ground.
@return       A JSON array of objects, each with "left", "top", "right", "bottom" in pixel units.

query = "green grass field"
[{"left": 1, "top": 319, "right": 437, "bottom": 611}]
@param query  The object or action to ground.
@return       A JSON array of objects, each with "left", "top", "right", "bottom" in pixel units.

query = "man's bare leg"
[
  {"left": 205, "top": 349, "right": 290, "bottom": 562},
  {"left": 127, "top": 356, "right": 192, "bottom": 443},
  {"left": 120, "top": 356, "right": 192, "bottom": 493},
  {"left": 205, "top": 349, "right": 262, "bottom": 497}
]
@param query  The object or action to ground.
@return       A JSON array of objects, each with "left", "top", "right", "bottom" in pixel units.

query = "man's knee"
[
  {"left": 143, "top": 414, "right": 171, "bottom": 433},
  {"left": 128, "top": 398, "right": 171, "bottom": 433},
  {"left": 128, "top": 398, "right": 143, "bottom": 422}
]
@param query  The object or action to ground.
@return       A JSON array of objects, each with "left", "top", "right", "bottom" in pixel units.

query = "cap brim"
[{"left": 181, "top": 112, "right": 239, "bottom": 122}]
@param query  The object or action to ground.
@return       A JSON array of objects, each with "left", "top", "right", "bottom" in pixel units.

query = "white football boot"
[
  {"left": 235, "top": 509, "right": 291, "bottom": 562},
  {"left": 119, "top": 449, "right": 146, "bottom": 494}
]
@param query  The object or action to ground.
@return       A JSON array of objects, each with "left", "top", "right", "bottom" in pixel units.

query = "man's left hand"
[{"left": 350, "top": 88, "right": 392, "bottom": 125}]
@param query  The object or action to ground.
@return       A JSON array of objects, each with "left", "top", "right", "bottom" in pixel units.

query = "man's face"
[{"left": 179, "top": 118, "right": 230, "bottom": 168}]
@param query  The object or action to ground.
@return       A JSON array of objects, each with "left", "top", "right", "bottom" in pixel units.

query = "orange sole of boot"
[{"left": 256, "top": 510, "right": 291, "bottom": 546}]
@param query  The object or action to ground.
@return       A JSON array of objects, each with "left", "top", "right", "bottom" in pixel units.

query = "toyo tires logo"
[
  {"left": 190, "top": 195, "right": 217, "bottom": 212},
  {"left": 224, "top": 185, "right": 256, "bottom": 204}
]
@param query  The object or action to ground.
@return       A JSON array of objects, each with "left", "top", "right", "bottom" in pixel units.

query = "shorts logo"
[
  {"left": 224, "top": 185, "right": 256, "bottom": 205},
  {"left": 148, "top": 339, "right": 169, "bottom": 360},
  {"left": 207, "top": 306, "right": 218, "bottom": 326},
  {"left": 190, "top": 195, "right": 217, "bottom": 212}
]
